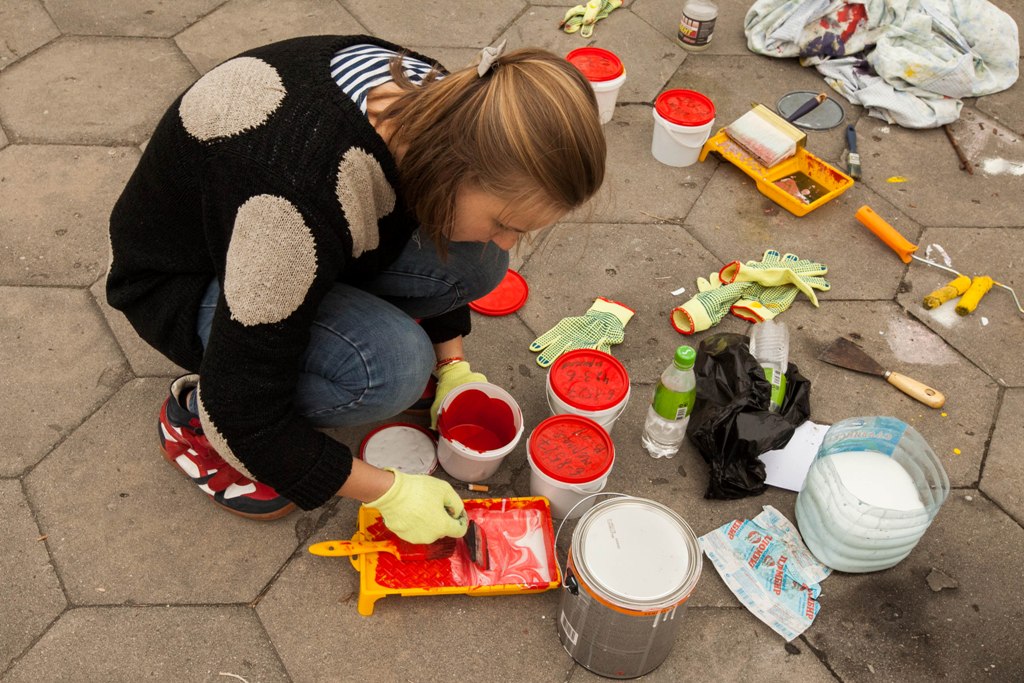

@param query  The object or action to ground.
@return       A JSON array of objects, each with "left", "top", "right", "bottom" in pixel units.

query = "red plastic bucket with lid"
[
  {"left": 566, "top": 47, "right": 627, "bottom": 124},
  {"left": 651, "top": 89, "right": 716, "bottom": 167},
  {"left": 546, "top": 349, "right": 630, "bottom": 434},
  {"left": 527, "top": 414, "right": 615, "bottom": 519}
]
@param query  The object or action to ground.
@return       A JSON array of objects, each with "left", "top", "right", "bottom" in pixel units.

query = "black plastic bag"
[{"left": 685, "top": 332, "right": 811, "bottom": 500}]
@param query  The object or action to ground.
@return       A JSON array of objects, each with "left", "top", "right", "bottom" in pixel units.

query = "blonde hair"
[{"left": 381, "top": 48, "right": 606, "bottom": 254}]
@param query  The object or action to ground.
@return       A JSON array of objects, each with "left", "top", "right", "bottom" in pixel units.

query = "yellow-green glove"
[
  {"left": 560, "top": 0, "right": 623, "bottom": 38},
  {"left": 719, "top": 249, "right": 829, "bottom": 307},
  {"left": 365, "top": 468, "right": 468, "bottom": 544},
  {"left": 670, "top": 274, "right": 751, "bottom": 335},
  {"left": 430, "top": 361, "right": 487, "bottom": 430},
  {"left": 529, "top": 297, "right": 634, "bottom": 367}
]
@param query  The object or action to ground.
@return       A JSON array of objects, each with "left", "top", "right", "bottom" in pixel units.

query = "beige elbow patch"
[
  {"left": 196, "top": 385, "right": 258, "bottom": 481},
  {"left": 225, "top": 195, "right": 318, "bottom": 326},
  {"left": 335, "top": 148, "right": 395, "bottom": 257},
  {"left": 179, "top": 57, "right": 285, "bottom": 141}
]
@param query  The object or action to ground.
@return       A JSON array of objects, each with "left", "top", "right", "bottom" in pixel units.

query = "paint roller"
[
  {"left": 723, "top": 93, "right": 828, "bottom": 168},
  {"left": 855, "top": 205, "right": 1024, "bottom": 316}
]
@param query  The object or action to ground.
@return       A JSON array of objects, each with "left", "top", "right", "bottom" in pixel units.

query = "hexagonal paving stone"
[
  {"left": 0, "top": 286, "right": 129, "bottom": 476},
  {"left": 0, "top": 36, "right": 197, "bottom": 145},
  {"left": 804, "top": 494, "right": 1024, "bottom": 680},
  {"left": 43, "top": 0, "right": 227, "bottom": 38},
  {"left": 632, "top": 0, "right": 770, "bottom": 56},
  {"left": 782, "top": 300, "right": 998, "bottom": 487},
  {"left": 3, "top": 606, "right": 288, "bottom": 681},
  {"left": 501, "top": 6, "right": 687, "bottom": 105},
  {"left": 897, "top": 227, "right": 1024, "bottom": 387},
  {"left": 976, "top": 75, "right": 1024, "bottom": 137},
  {"left": 0, "top": 145, "right": 140, "bottom": 287},
  {"left": 855, "top": 107, "right": 1023, "bottom": 227},
  {"left": 980, "top": 389, "right": 1024, "bottom": 524},
  {"left": 0, "top": 0, "right": 60, "bottom": 72},
  {"left": 175, "top": 0, "right": 366, "bottom": 75},
  {"left": 0, "top": 479, "right": 66, "bottom": 672},
  {"left": 346, "top": 0, "right": 524, "bottom": 50},
  {"left": 24, "top": 378, "right": 321, "bottom": 605}
]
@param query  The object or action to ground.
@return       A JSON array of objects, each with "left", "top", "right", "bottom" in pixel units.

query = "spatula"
[{"left": 818, "top": 337, "right": 945, "bottom": 408}]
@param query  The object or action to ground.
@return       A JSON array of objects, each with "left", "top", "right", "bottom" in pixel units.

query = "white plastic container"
[
  {"left": 359, "top": 423, "right": 437, "bottom": 474},
  {"left": 651, "top": 89, "right": 716, "bottom": 167},
  {"left": 795, "top": 417, "right": 949, "bottom": 573},
  {"left": 546, "top": 349, "right": 630, "bottom": 435},
  {"left": 436, "top": 382, "right": 524, "bottom": 483},
  {"left": 566, "top": 47, "right": 626, "bottom": 125},
  {"left": 528, "top": 415, "right": 614, "bottom": 519}
]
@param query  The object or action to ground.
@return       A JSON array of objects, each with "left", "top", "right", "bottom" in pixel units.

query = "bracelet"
[{"left": 434, "top": 356, "right": 464, "bottom": 371}]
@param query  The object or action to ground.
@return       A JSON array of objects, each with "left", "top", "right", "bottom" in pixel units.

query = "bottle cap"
[{"left": 674, "top": 345, "right": 696, "bottom": 370}]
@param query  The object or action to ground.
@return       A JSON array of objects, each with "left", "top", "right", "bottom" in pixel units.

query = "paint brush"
[
  {"left": 845, "top": 124, "right": 861, "bottom": 179},
  {"left": 464, "top": 520, "right": 490, "bottom": 570},
  {"left": 724, "top": 94, "right": 827, "bottom": 168},
  {"left": 308, "top": 536, "right": 458, "bottom": 562}
]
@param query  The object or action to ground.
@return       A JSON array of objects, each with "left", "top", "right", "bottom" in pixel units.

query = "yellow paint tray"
[
  {"left": 320, "top": 497, "right": 561, "bottom": 616},
  {"left": 699, "top": 129, "right": 854, "bottom": 217}
]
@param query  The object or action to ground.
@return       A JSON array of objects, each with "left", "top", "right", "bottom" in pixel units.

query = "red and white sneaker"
[{"left": 158, "top": 375, "right": 295, "bottom": 521}]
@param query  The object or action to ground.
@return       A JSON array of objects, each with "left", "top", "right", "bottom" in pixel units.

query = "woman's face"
[{"left": 449, "top": 185, "right": 566, "bottom": 251}]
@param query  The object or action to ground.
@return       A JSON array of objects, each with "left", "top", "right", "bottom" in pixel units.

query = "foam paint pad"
[{"left": 438, "top": 389, "right": 516, "bottom": 452}]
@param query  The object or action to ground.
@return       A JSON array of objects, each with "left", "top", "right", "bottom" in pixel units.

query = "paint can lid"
[
  {"left": 655, "top": 89, "right": 715, "bottom": 127},
  {"left": 566, "top": 47, "right": 624, "bottom": 82},
  {"left": 571, "top": 497, "right": 701, "bottom": 609},
  {"left": 548, "top": 349, "right": 629, "bottom": 412},
  {"left": 528, "top": 415, "right": 614, "bottom": 484},
  {"left": 359, "top": 423, "right": 437, "bottom": 475},
  {"left": 469, "top": 269, "right": 529, "bottom": 316}
]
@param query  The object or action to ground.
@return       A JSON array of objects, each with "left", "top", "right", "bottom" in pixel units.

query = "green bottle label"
[
  {"left": 764, "top": 368, "right": 787, "bottom": 411},
  {"left": 651, "top": 384, "right": 696, "bottom": 421}
]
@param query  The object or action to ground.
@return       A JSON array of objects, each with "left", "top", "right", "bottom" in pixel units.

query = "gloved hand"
[
  {"left": 430, "top": 361, "right": 487, "bottom": 430},
  {"left": 670, "top": 274, "right": 751, "bottom": 335},
  {"left": 560, "top": 0, "right": 623, "bottom": 38},
  {"left": 529, "top": 297, "right": 634, "bottom": 367},
  {"left": 719, "top": 250, "right": 830, "bottom": 307},
  {"left": 365, "top": 468, "right": 468, "bottom": 544}
]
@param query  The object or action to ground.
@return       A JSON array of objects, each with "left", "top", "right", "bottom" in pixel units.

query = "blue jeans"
[{"left": 197, "top": 231, "right": 508, "bottom": 428}]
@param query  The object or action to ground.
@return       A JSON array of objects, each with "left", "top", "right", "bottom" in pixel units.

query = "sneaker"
[
  {"left": 158, "top": 375, "right": 296, "bottom": 520},
  {"left": 403, "top": 374, "right": 437, "bottom": 416}
]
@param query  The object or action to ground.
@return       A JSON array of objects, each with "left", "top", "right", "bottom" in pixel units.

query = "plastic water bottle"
[
  {"left": 641, "top": 345, "right": 697, "bottom": 458},
  {"left": 748, "top": 320, "right": 789, "bottom": 413}
]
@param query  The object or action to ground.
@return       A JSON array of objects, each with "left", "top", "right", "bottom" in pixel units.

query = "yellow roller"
[
  {"left": 923, "top": 275, "right": 971, "bottom": 309},
  {"left": 956, "top": 276, "right": 994, "bottom": 316}
]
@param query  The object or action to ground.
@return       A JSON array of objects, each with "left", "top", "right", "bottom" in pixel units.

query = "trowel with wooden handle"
[{"left": 818, "top": 337, "right": 945, "bottom": 409}]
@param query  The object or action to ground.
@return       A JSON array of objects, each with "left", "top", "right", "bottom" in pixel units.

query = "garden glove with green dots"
[
  {"left": 670, "top": 273, "right": 753, "bottom": 335},
  {"left": 529, "top": 297, "right": 634, "bottom": 367},
  {"left": 560, "top": 0, "right": 624, "bottom": 38},
  {"left": 718, "top": 250, "right": 830, "bottom": 307},
  {"left": 430, "top": 361, "right": 487, "bottom": 430},
  {"left": 365, "top": 468, "right": 468, "bottom": 544}
]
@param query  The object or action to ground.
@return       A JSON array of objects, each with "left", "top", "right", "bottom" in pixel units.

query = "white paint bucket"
[
  {"left": 435, "top": 382, "right": 523, "bottom": 483},
  {"left": 527, "top": 415, "right": 614, "bottom": 519},
  {"left": 557, "top": 497, "right": 702, "bottom": 678},
  {"left": 545, "top": 349, "right": 630, "bottom": 435},
  {"left": 651, "top": 89, "right": 716, "bottom": 167},
  {"left": 566, "top": 47, "right": 626, "bottom": 124}
]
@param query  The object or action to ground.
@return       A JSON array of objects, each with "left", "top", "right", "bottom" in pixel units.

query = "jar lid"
[
  {"left": 359, "top": 423, "right": 437, "bottom": 474},
  {"left": 655, "top": 89, "right": 715, "bottom": 126},
  {"left": 469, "top": 269, "right": 529, "bottom": 316},
  {"left": 566, "top": 47, "right": 624, "bottom": 82},
  {"left": 528, "top": 415, "right": 614, "bottom": 484},
  {"left": 548, "top": 349, "right": 629, "bottom": 412}
]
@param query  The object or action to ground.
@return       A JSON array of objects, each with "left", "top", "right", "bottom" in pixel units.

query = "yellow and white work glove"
[
  {"left": 365, "top": 468, "right": 468, "bottom": 544},
  {"left": 559, "top": 0, "right": 623, "bottom": 38},
  {"left": 718, "top": 250, "right": 830, "bottom": 307},
  {"left": 430, "top": 360, "right": 487, "bottom": 430},
  {"left": 529, "top": 297, "right": 634, "bottom": 367},
  {"left": 670, "top": 274, "right": 751, "bottom": 335}
]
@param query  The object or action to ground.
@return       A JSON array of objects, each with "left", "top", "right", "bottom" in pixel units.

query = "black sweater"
[{"left": 107, "top": 36, "right": 469, "bottom": 509}]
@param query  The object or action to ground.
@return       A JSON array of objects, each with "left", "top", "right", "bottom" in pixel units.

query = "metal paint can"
[{"left": 557, "top": 497, "right": 701, "bottom": 678}]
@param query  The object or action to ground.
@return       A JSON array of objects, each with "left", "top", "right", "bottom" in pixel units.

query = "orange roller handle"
[{"left": 855, "top": 205, "right": 918, "bottom": 263}]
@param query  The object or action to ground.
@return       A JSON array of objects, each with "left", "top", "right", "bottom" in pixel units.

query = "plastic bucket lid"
[
  {"left": 570, "top": 497, "right": 701, "bottom": 610},
  {"left": 566, "top": 47, "right": 624, "bottom": 82},
  {"left": 528, "top": 415, "right": 614, "bottom": 484},
  {"left": 469, "top": 269, "right": 529, "bottom": 316},
  {"left": 359, "top": 423, "right": 437, "bottom": 474},
  {"left": 548, "top": 349, "right": 629, "bottom": 412},
  {"left": 655, "top": 89, "right": 715, "bottom": 127}
]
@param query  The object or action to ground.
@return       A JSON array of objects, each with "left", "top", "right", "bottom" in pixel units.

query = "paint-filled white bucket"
[
  {"left": 651, "top": 89, "right": 716, "bottom": 167},
  {"left": 528, "top": 415, "right": 615, "bottom": 519},
  {"left": 545, "top": 349, "right": 630, "bottom": 435},
  {"left": 435, "top": 382, "right": 524, "bottom": 483},
  {"left": 557, "top": 497, "right": 701, "bottom": 679},
  {"left": 566, "top": 47, "right": 626, "bottom": 125}
]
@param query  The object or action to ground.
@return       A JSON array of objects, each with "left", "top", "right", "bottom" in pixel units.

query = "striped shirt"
[{"left": 330, "top": 44, "right": 436, "bottom": 113}]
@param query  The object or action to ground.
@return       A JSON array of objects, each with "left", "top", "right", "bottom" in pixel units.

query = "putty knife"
[{"left": 819, "top": 337, "right": 945, "bottom": 409}]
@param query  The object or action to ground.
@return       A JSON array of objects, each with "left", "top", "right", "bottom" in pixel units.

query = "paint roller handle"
[
  {"left": 786, "top": 92, "right": 828, "bottom": 123},
  {"left": 884, "top": 371, "right": 945, "bottom": 409},
  {"left": 855, "top": 205, "right": 918, "bottom": 264}
]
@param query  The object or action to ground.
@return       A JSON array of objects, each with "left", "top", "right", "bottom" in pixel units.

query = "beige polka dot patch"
[
  {"left": 335, "top": 147, "right": 395, "bottom": 257},
  {"left": 179, "top": 57, "right": 286, "bottom": 141}
]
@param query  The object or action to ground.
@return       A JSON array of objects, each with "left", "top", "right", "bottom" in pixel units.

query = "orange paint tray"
[
  {"left": 699, "top": 129, "right": 854, "bottom": 217},
  {"left": 320, "top": 497, "right": 561, "bottom": 616}
]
